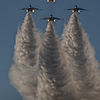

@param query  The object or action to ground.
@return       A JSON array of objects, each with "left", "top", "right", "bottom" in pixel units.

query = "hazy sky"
[{"left": 0, "top": 0, "right": 100, "bottom": 100}]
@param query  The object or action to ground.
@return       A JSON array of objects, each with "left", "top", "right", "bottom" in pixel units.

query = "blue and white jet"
[
  {"left": 18, "top": 5, "right": 42, "bottom": 13},
  {"left": 64, "top": 5, "right": 89, "bottom": 13},
  {"left": 40, "top": 14, "right": 64, "bottom": 22}
]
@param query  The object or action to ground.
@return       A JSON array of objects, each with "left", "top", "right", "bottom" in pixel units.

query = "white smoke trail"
[
  {"left": 9, "top": 12, "right": 42, "bottom": 100},
  {"left": 61, "top": 13, "right": 100, "bottom": 100},
  {"left": 37, "top": 22, "right": 73, "bottom": 100}
]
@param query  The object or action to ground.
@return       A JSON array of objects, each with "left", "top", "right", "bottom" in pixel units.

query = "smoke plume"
[
  {"left": 37, "top": 22, "right": 73, "bottom": 100},
  {"left": 9, "top": 12, "right": 42, "bottom": 100},
  {"left": 61, "top": 12, "right": 100, "bottom": 100}
]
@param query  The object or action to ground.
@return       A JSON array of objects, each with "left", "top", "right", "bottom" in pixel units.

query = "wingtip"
[
  {"left": 85, "top": 9, "right": 89, "bottom": 11},
  {"left": 38, "top": 9, "right": 43, "bottom": 11}
]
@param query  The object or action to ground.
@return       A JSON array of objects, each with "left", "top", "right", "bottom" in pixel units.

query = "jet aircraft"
[
  {"left": 40, "top": 15, "right": 64, "bottom": 22},
  {"left": 64, "top": 5, "right": 89, "bottom": 13},
  {"left": 18, "top": 5, "right": 42, "bottom": 13},
  {"left": 47, "top": 0, "right": 55, "bottom": 3}
]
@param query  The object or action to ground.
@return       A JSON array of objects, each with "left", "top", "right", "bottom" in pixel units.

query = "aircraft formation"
[{"left": 18, "top": 1, "right": 89, "bottom": 22}]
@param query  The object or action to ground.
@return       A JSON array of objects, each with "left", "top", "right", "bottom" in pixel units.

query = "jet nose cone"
[
  {"left": 29, "top": 5, "right": 31, "bottom": 7},
  {"left": 75, "top": 5, "right": 77, "bottom": 8}
]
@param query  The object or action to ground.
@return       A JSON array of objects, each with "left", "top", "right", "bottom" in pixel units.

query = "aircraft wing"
[
  {"left": 64, "top": 8, "right": 75, "bottom": 10},
  {"left": 78, "top": 8, "right": 89, "bottom": 11},
  {"left": 39, "top": 17, "right": 49, "bottom": 20},
  {"left": 18, "top": 7, "right": 28, "bottom": 10},
  {"left": 54, "top": 17, "right": 64, "bottom": 20},
  {"left": 32, "top": 8, "right": 43, "bottom": 11}
]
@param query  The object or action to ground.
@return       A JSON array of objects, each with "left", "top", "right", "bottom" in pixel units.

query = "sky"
[{"left": 0, "top": 0, "right": 100, "bottom": 100}]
